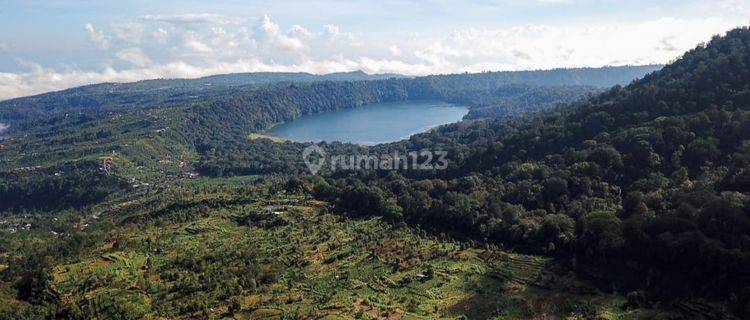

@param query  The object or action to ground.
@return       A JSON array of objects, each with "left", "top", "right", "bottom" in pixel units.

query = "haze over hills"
[
  {"left": 0, "top": 65, "right": 659, "bottom": 132},
  {"left": 1, "top": 21, "right": 750, "bottom": 320},
  {"left": 0, "top": 70, "right": 404, "bottom": 122},
  {"left": 90, "top": 70, "right": 407, "bottom": 92},
  {"left": 1, "top": 65, "right": 660, "bottom": 104}
]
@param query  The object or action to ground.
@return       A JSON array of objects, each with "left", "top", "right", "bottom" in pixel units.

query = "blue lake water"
[{"left": 266, "top": 100, "right": 468, "bottom": 145}]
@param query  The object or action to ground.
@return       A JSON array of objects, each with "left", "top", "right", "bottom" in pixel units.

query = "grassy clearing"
[{"left": 248, "top": 133, "right": 285, "bottom": 143}]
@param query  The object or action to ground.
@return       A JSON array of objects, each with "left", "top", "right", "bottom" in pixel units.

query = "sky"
[{"left": 0, "top": 0, "right": 748, "bottom": 100}]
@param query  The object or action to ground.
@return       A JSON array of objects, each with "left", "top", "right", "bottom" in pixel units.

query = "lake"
[{"left": 266, "top": 100, "right": 469, "bottom": 145}]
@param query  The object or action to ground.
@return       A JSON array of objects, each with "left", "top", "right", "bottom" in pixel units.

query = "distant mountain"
[
  {"left": 1, "top": 65, "right": 660, "bottom": 107},
  {"left": 0, "top": 66, "right": 659, "bottom": 128},
  {"left": 128, "top": 70, "right": 406, "bottom": 89},
  {"left": 420, "top": 64, "right": 663, "bottom": 89},
  {"left": 0, "top": 70, "right": 405, "bottom": 128}
]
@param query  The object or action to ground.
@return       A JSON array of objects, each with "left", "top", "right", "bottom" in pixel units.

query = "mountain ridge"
[
  {"left": 0, "top": 65, "right": 661, "bottom": 104},
  {"left": 316, "top": 27, "right": 750, "bottom": 314}
]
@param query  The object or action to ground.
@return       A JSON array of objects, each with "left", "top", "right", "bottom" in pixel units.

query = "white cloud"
[
  {"left": 0, "top": 123, "right": 9, "bottom": 133},
  {"left": 1, "top": 14, "right": 745, "bottom": 100},
  {"left": 389, "top": 45, "right": 402, "bottom": 56},
  {"left": 323, "top": 24, "right": 357, "bottom": 44},
  {"left": 113, "top": 23, "right": 145, "bottom": 44},
  {"left": 288, "top": 25, "right": 314, "bottom": 38},
  {"left": 115, "top": 48, "right": 152, "bottom": 66},
  {"left": 139, "top": 13, "right": 239, "bottom": 25},
  {"left": 84, "top": 23, "right": 110, "bottom": 49},
  {"left": 256, "top": 15, "right": 307, "bottom": 52},
  {"left": 185, "top": 39, "right": 213, "bottom": 54},
  {"left": 181, "top": 31, "right": 214, "bottom": 54},
  {"left": 714, "top": 0, "right": 750, "bottom": 14},
  {"left": 406, "top": 17, "right": 739, "bottom": 72},
  {"left": 0, "top": 58, "right": 413, "bottom": 100},
  {"left": 152, "top": 28, "right": 169, "bottom": 43},
  {"left": 324, "top": 24, "right": 341, "bottom": 38},
  {"left": 657, "top": 35, "right": 679, "bottom": 52}
]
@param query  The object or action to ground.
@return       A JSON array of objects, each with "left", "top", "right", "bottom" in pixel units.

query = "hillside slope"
[
  {"left": 318, "top": 27, "right": 750, "bottom": 316},
  {"left": 0, "top": 66, "right": 658, "bottom": 131}
]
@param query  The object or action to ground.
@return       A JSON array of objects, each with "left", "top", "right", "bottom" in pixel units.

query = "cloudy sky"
[{"left": 0, "top": 0, "right": 748, "bottom": 100}]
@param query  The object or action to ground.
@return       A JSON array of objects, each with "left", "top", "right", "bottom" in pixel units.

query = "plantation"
[{"left": 0, "top": 177, "right": 677, "bottom": 319}]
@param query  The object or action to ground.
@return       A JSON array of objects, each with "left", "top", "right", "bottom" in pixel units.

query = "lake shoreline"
[{"left": 265, "top": 100, "right": 468, "bottom": 145}]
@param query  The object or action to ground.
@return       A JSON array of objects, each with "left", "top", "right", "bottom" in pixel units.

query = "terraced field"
[{"left": 15, "top": 180, "right": 670, "bottom": 319}]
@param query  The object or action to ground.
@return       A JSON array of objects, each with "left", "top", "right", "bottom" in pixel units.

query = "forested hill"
[
  {"left": 0, "top": 71, "right": 404, "bottom": 126},
  {"left": 92, "top": 70, "right": 405, "bottom": 92},
  {"left": 0, "top": 65, "right": 658, "bottom": 129},
  {"left": 464, "top": 28, "right": 750, "bottom": 171},
  {"left": 418, "top": 64, "right": 662, "bottom": 89},
  {"left": 317, "top": 27, "right": 750, "bottom": 315},
  {"left": 0, "top": 64, "right": 655, "bottom": 187}
]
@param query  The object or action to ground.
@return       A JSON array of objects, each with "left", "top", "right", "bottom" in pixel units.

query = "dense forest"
[
  {"left": 178, "top": 26, "right": 750, "bottom": 317},
  {"left": 0, "top": 161, "right": 126, "bottom": 211},
  {"left": 2, "top": 23, "right": 748, "bottom": 319},
  {"left": 304, "top": 27, "right": 750, "bottom": 316}
]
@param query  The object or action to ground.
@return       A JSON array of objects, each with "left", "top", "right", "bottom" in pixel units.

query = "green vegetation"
[
  {"left": 316, "top": 27, "right": 750, "bottom": 317},
  {"left": 0, "top": 180, "right": 674, "bottom": 319},
  {"left": 0, "top": 25, "right": 744, "bottom": 319}
]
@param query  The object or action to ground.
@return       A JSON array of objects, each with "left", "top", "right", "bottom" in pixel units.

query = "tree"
[{"left": 577, "top": 211, "right": 624, "bottom": 260}]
